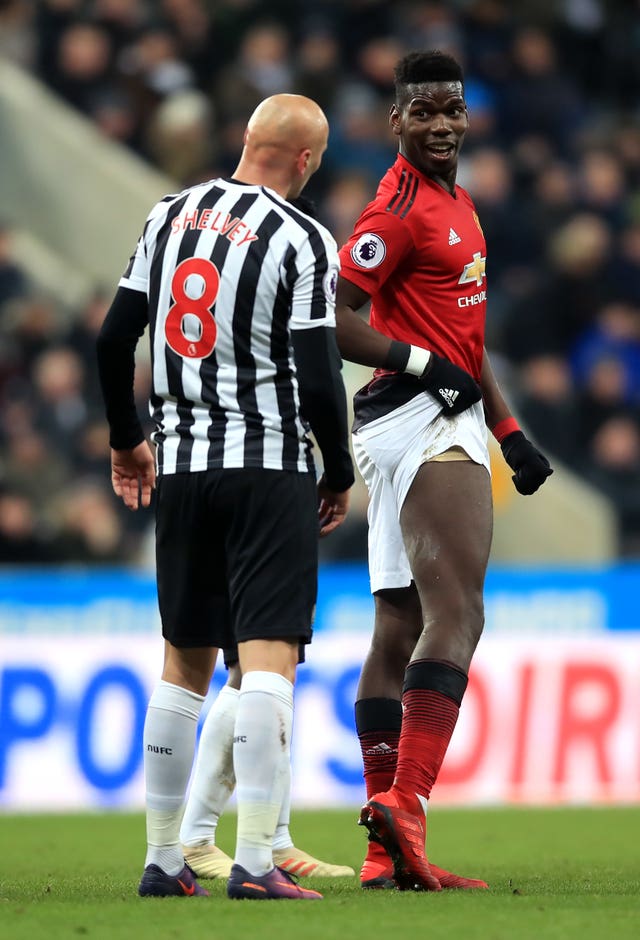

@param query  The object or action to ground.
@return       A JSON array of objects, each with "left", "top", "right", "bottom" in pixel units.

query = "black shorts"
[{"left": 155, "top": 467, "right": 318, "bottom": 650}]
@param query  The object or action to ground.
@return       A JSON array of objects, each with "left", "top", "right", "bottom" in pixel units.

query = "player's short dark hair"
[{"left": 394, "top": 50, "right": 464, "bottom": 104}]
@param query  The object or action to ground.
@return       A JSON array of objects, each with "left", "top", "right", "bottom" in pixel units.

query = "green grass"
[{"left": 1, "top": 807, "right": 639, "bottom": 939}]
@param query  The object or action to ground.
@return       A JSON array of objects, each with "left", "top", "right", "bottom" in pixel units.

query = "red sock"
[
  {"left": 393, "top": 688, "right": 459, "bottom": 808},
  {"left": 392, "top": 660, "right": 467, "bottom": 812},
  {"left": 359, "top": 729, "right": 400, "bottom": 799},
  {"left": 355, "top": 697, "right": 402, "bottom": 799}
]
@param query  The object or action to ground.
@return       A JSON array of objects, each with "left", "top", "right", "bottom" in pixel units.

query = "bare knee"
[
  {"left": 415, "top": 581, "right": 485, "bottom": 670},
  {"left": 358, "top": 587, "right": 421, "bottom": 697}
]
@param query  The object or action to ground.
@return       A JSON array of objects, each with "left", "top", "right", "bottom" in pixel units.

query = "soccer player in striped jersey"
[
  {"left": 97, "top": 93, "right": 354, "bottom": 900},
  {"left": 335, "top": 50, "right": 553, "bottom": 891},
  {"left": 176, "top": 194, "right": 355, "bottom": 885}
]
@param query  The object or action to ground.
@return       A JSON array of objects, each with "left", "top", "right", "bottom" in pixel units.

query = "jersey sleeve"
[
  {"left": 338, "top": 205, "right": 415, "bottom": 296},
  {"left": 118, "top": 198, "right": 170, "bottom": 294},
  {"left": 288, "top": 226, "right": 340, "bottom": 331},
  {"left": 118, "top": 233, "right": 149, "bottom": 294}
]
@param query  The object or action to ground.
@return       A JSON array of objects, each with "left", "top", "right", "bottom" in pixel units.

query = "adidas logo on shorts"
[{"left": 439, "top": 388, "right": 460, "bottom": 408}]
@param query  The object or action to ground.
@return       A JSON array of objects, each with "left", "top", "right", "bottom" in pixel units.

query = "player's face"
[{"left": 391, "top": 81, "right": 468, "bottom": 181}]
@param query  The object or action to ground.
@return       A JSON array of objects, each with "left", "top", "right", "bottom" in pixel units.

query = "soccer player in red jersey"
[{"left": 335, "top": 50, "right": 553, "bottom": 891}]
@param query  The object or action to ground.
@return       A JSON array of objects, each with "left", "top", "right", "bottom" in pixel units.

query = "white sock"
[
  {"left": 143, "top": 680, "right": 205, "bottom": 874},
  {"left": 233, "top": 671, "right": 293, "bottom": 876},
  {"left": 272, "top": 758, "right": 294, "bottom": 851},
  {"left": 180, "top": 684, "right": 239, "bottom": 847}
]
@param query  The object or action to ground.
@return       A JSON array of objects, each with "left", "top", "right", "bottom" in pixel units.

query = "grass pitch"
[{"left": 1, "top": 807, "right": 639, "bottom": 940}]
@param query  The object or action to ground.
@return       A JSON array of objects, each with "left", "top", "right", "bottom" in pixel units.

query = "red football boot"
[
  {"left": 428, "top": 863, "right": 489, "bottom": 890},
  {"left": 360, "top": 840, "right": 396, "bottom": 889},
  {"left": 359, "top": 791, "right": 489, "bottom": 891},
  {"left": 358, "top": 790, "right": 441, "bottom": 891}
]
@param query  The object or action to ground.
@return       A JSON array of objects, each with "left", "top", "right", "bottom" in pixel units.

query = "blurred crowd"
[{"left": 1, "top": 0, "right": 640, "bottom": 563}]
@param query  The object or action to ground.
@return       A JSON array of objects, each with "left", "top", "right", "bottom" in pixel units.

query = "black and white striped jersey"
[{"left": 120, "top": 178, "right": 341, "bottom": 476}]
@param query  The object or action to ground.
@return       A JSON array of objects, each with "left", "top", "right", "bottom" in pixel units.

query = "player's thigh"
[
  {"left": 400, "top": 459, "right": 493, "bottom": 590},
  {"left": 155, "top": 471, "right": 232, "bottom": 649},
  {"left": 224, "top": 469, "right": 318, "bottom": 645}
]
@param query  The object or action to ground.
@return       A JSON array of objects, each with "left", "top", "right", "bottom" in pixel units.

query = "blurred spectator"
[
  {"left": 321, "top": 170, "right": 377, "bottom": 251},
  {"left": 526, "top": 160, "right": 577, "bottom": 251},
  {"left": 158, "top": 0, "right": 217, "bottom": 89},
  {"left": 570, "top": 301, "right": 640, "bottom": 406},
  {"left": 503, "top": 213, "right": 615, "bottom": 362},
  {"left": 0, "top": 428, "right": 71, "bottom": 514},
  {"left": 293, "top": 27, "right": 343, "bottom": 113},
  {"left": 0, "top": 0, "right": 35, "bottom": 68},
  {"left": 576, "top": 149, "right": 630, "bottom": 230},
  {"left": 609, "top": 223, "right": 640, "bottom": 306},
  {"left": 0, "top": 489, "right": 51, "bottom": 564},
  {"left": 213, "top": 21, "right": 293, "bottom": 125},
  {"left": 31, "top": 346, "right": 91, "bottom": 457},
  {"left": 514, "top": 355, "right": 580, "bottom": 466},
  {"left": 499, "top": 26, "right": 586, "bottom": 154},
  {"left": 583, "top": 416, "right": 640, "bottom": 556},
  {"left": 47, "top": 478, "right": 130, "bottom": 563},
  {"left": 47, "top": 21, "right": 114, "bottom": 115},
  {"left": 0, "top": 224, "right": 30, "bottom": 309},
  {"left": 325, "top": 83, "right": 395, "bottom": 181},
  {"left": 2, "top": 294, "right": 63, "bottom": 383},
  {"left": 145, "top": 89, "right": 215, "bottom": 182},
  {"left": 393, "top": 1, "right": 464, "bottom": 59}
]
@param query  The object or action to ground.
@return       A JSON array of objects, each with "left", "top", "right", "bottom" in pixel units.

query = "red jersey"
[{"left": 339, "top": 153, "right": 486, "bottom": 381}]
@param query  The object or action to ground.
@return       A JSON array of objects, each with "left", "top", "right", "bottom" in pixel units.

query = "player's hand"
[
  {"left": 111, "top": 441, "right": 156, "bottom": 510},
  {"left": 500, "top": 431, "right": 553, "bottom": 495},
  {"left": 317, "top": 474, "right": 350, "bottom": 538},
  {"left": 420, "top": 352, "right": 482, "bottom": 415}
]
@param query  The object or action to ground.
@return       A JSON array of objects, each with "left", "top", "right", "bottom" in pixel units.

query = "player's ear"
[
  {"left": 296, "top": 147, "right": 311, "bottom": 174},
  {"left": 390, "top": 104, "right": 401, "bottom": 137}
]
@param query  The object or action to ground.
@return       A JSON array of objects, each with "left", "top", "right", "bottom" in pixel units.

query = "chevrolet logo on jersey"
[{"left": 458, "top": 252, "right": 486, "bottom": 287}]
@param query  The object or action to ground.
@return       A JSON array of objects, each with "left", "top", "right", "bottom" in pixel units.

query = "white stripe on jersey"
[{"left": 120, "top": 179, "right": 339, "bottom": 475}]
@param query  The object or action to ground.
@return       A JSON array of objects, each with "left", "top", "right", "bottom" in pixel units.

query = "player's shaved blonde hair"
[
  {"left": 245, "top": 94, "right": 328, "bottom": 158},
  {"left": 233, "top": 94, "right": 329, "bottom": 198}
]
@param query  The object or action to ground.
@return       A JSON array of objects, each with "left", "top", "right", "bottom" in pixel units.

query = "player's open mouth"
[{"left": 426, "top": 144, "right": 455, "bottom": 160}]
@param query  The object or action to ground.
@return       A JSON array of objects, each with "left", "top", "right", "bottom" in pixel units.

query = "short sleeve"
[
  {"left": 338, "top": 206, "right": 415, "bottom": 295},
  {"left": 118, "top": 232, "right": 149, "bottom": 295},
  {"left": 289, "top": 226, "right": 340, "bottom": 332}
]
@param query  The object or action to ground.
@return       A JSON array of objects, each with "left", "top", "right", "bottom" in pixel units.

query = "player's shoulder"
[
  {"left": 263, "top": 188, "right": 338, "bottom": 251},
  {"left": 146, "top": 180, "right": 211, "bottom": 221}
]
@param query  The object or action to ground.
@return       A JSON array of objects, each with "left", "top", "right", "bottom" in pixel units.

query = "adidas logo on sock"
[
  {"left": 364, "top": 742, "right": 396, "bottom": 756},
  {"left": 448, "top": 228, "right": 461, "bottom": 245},
  {"left": 439, "top": 387, "right": 460, "bottom": 408}
]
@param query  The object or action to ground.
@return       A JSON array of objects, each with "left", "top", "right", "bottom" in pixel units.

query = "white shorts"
[{"left": 352, "top": 394, "right": 490, "bottom": 593}]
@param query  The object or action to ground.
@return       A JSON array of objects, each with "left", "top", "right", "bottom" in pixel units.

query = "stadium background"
[{"left": 0, "top": 0, "right": 639, "bottom": 812}]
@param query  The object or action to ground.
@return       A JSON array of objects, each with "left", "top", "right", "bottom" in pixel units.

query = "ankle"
[{"left": 390, "top": 785, "right": 425, "bottom": 820}]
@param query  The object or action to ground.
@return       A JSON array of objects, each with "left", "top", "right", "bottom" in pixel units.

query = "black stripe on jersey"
[
  {"left": 386, "top": 168, "right": 408, "bottom": 214},
  {"left": 399, "top": 175, "right": 419, "bottom": 219},
  {"left": 171, "top": 186, "right": 230, "bottom": 470},
  {"left": 273, "top": 246, "right": 310, "bottom": 470},
  {"left": 147, "top": 193, "right": 190, "bottom": 473},
  {"left": 387, "top": 170, "right": 418, "bottom": 217},
  {"left": 203, "top": 190, "right": 260, "bottom": 468},
  {"left": 261, "top": 191, "right": 330, "bottom": 320},
  {"left": 232, "top": 208, "right": 285, "bottom": 466}
]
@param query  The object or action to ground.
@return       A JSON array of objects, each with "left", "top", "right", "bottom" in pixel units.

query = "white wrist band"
[{"left": 405, "top": 346, "right": 431, "bottom": 377}]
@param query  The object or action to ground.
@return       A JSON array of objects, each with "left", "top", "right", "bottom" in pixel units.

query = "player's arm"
[
  {"left": 335, "top": 276, "right": 481, "bottom": 416},
  {"left": 481, "top": 347, "right": 553, "bottom": 495},
  {"left": 292, "top": 325, "right": 354, "bottom": 536},
  {"left": 96, "top": 286, "right": 156, "bottom": 509}
]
